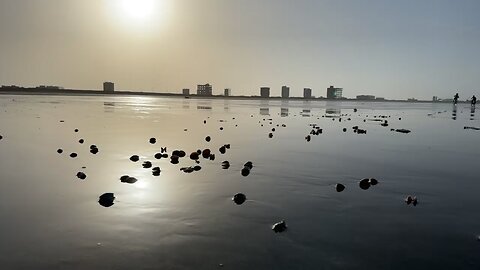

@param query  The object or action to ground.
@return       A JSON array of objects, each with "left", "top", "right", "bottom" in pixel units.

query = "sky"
[{"left": 0, "top": 0, "right": 479, "bottom": 100}]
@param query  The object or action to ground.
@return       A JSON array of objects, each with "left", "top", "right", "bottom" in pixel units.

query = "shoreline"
[{"left": 0, "top": 89, "right": 470, "bottom": 104}]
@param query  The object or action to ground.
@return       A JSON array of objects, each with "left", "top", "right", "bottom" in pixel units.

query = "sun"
[{"left": 121, "top": 0, "right": 155, "bottom": 20}]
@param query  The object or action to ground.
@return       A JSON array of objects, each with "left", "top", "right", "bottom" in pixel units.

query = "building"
[
  {"left": 433, "top": 96, "right": 439, "bottom": 102},
  {"left": 356, "top": 95, "right": 375, "bottom": 100},
  {"left": 326, "top": 86, "right": 342, "bottom": 99},
  {"left": 224, "top": 88, "right": 231, "bottom": 97},
  {"left": 375, "top": 97, "right": 385, "bottom": 101},
  {"left": 281, "top": 86, "right": 290, "bottom": 98},
  {"left": 182, "top": 89, "right": 190, "bottom": 95},
  {"left": 197, "top": 84, "right": 212, "bottom": 96},
  {"left": 260, "top": 87, "right": 270, "bottom": 98},
  {"left": 103, "top": 82, "right": 114, "bottom": 93},
  {"left": 304, "top": 88, "right": 312, "bottom": 98}
]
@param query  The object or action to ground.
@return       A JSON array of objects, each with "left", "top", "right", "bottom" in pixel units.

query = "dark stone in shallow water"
[
  {"left": 90, "top": 147, "right": 99, "bottom": 154},
  {"left": 70, "top": 153, "right": 78, "bottom": 158},
  {"left": 79, "top": 139, "right": 84, "bottom": 144},
  {"left": 202, "top": 149, "right": 211, "bottom": 159},
  {"left": 369, "top": 178, "right": 378, "bottom": 185},
  {"left": 343, "top": 128, "right": 347, "bottom": 132},
  {"left": 155, "top": 153, "right": 163, "bottom": 159},
  {"left": 305, "top": 135, "right": 311, "bottom": 142},
  {"left": 130, "top": 155, "right": 140, "bottom": 162},
  {"left": 219, "top": 146, "right": 226, "bottom": 154},
  {"left": 142, "top": 161, "right": 152, "bottom": 169},
  {"left": 190, "top": 152, "right": 199, "bottom": 160},
  {"left": 244, "top": 161, "right": 253, "bottom": 170},
  {"left": 205, "top": 136, "right": 211, "bottom": 142},
  {"left": 193, "top": 165, "right": 202, "bottom": 171},
  {"left": 98, "top": 193, "right": 115, "bottom": 207},
  {"left": 209, "top": 154, "right": 216, "bottom": 161},
  {"left": 149, "top": 138, "right": 156, "bottom": 144},
  {"left": 335, "top": 184, "right": 345, "bottom": 192},
  {"left": 74, "top": 129, "right": 79, "bottom": 133},
  {"left": 90, "top": 145, "right": 97, "bottom": 150},
  {"left": 57, "top": 149, "right": 63, "bottom": 154},
  {"left": 241, "top": 167, "right": 251, "bottom": 177},
  {"left": 120, "top": 175, "right": 138, "bottom": 184},
  {"left": 222, "top": 161, "right": 230, "bottom": 169},
  {"left": 232, "top": 193, "right": 247, "bottom": 205},
  {"left": 359, "top": 178, "right": 371, "bottom": 190},
  {"left": 76, "top": 172, "right": 87, "bottom": 180},
  {"left": 395, "top": 129, "right": 411, "bottom": 134},
  {"left": 272, "top": 220, "right": 287, "bottom": 233},
  {"left": 268, "top": 133, "right": 273, "bottom": 138}
]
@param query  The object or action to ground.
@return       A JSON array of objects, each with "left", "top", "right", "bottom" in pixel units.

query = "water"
[{"left": 0, "top": 95, "right": 479, "bottom": 269}]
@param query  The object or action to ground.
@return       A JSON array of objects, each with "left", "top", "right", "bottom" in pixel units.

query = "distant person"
[
  {"left": 454, "top": 93, "right": 459, "bottom": 104},
  {"left": 472, "top": 95, "right": 477, "bottom": 105}
]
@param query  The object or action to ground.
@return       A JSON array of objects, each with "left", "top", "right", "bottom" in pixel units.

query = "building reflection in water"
[
  {"left": 281, "top": 108, "right": 289, "bottom": 117},
  {"left": 104, "top": 102, "right": 115, "bottom": 113},
  {"left": 260, "top": 108, "right": 270, "bottom": 116},
  {"left": 470, "top": 105, "right": 475, "bottom": 120},
  {"left": 325, "top": 108, "right": 341, "bottom": 118},
  {"left": 452, "top": 105, "right": 457, "bottom": 120}
]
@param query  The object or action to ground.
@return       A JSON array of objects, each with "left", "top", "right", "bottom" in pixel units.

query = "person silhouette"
[
  {"left": 454, "top": 93, "right": 459, "bottom": 104},
  {"left": 472, "top": 95, "right": 477, "bottom": 106}
]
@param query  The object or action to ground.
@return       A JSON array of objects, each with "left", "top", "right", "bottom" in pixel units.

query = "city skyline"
[{"left": 1, "top": 0, "right": 480, "bottom": 100}]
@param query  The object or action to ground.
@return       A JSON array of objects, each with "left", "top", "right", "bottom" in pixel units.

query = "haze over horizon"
[{"left": 1, "top": 0, "right": 479, "bottom": 100}]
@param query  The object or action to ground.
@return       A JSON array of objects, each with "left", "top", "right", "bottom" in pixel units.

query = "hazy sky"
[{"left": 1, "top": 0, "right": 479, "bottom": 99}]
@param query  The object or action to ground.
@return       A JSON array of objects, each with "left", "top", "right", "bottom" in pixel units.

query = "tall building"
[
  {"left": 260, "top": 87, "right": 270, "bottom": 98},
  {"left": 103, "top": 82, "right": 114, "bottom": 93},
  {"left": 182, "top": 88, "right": 190, "bottom": 95},
  {"left": 304, "top": 88, "right": 312, "bottom": 98},
  {"left": 281, "top": 86, "right": 290, "bottom": 98},
  {"left": 224, "top": 88, "right": 231, "bottom": 97},
  {"left": 326, "top": 86, "right": 343, "bottom": 99},
  {"left": 197, "top": 84, "right": 212, "bottom": 96}
]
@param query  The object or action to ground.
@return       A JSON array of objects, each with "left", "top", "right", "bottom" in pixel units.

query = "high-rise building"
[
  {"left": 260, "top": 87, "right": 270, "bottom": 98},
  {"left": 103, "top": 82, "right": 114, "bottom": 93},
  {"left": 326, "top": 86, "right": 343, "bottom": 99},
  {"left": 224, "top": 88, "right": 231, "bottom": 96},
  {"left": 281, "top": 86, "right": 290, "bottom": 98},
  {"left": 197, "top": 84, "right": 212, "bottom": 96},
  {"left": 304, "top": 88, "right": 312, "bottom": 98},
  {"left": 182, "top": 88, "right": 190, "bottom": 95}
]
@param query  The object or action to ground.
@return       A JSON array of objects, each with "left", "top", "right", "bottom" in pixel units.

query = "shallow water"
[{"left": 0, "top": 95, "right": 479, "bottom": 269}]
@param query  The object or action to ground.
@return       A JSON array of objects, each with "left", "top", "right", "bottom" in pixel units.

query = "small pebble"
[
  {"left": 70, "top": 153, "right": 78, "bottom": 158},
  {"left": 149, "top": 138, "right": 156, "bottom": 144},
  {"left": 76, "top": 172, "right": 87, "bottom": 180},
  {"left": 130, "top": 155, "right": 140, "bottom": 162},
  {"left": 335, "top": 184, "right": 345, "bottom": 192},
  {"left": 57, "top": 149, "right": 63, "bottom": 154},
  {"left": 232, "top": 193, "right": 247, "bottom": 205}
]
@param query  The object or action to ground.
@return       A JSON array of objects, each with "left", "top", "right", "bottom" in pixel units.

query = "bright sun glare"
[{"left": 121, "top": 0, "right": 155, "bottom": 20}]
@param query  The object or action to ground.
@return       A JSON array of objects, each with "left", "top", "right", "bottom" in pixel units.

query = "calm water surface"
[{"left": 0, "top": 95, "right": 479, "bottom": 269}]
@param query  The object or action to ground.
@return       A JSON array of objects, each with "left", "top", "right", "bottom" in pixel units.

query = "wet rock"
[
  {"left": 232, "top": 193, "right": 247, "bottom": 205},
  {"left": 305, "top": 135, "right": 311, "bottom": 142},
  {"left": 272, "top": 128, "right": 276, "bottom": 132},
  {"left": 222, "top": 161, "right": 230, "bottom": 169},
  {"left": 74, "top": 129, "right": 79, "bottom": 133},
  {"left": 149, "top": 138, "right": 156, "bottom": 144},
  {"left": 142, "top": 161, "right": 152, "bottom": 168},
  {"left": 268, "top": 133, "right": 273, "bottom": 138},
  {"left": 76, "top": 172, "right": 87, "bottom": 180},
  {"left": 381, "top": 122, "right": 389, "bottom": 127},
  {"left": 196, "top": 149, "right": 202, "bottom": 155},
  {"left": 90, "top": 144, "right": 97, "bottom": 150},
  {"left": 90, "top": 146, "right": 99, "bottom": 154},
  {"left": 161, "top": 147, "right": 167, "bottom": 153},
  {"left": 272, "top": 220, "right": 287, "bottom": 233},
  {"left": 335, "top": 184, "right": 345, "bottom": 192},
  {"left": 70, "top": 153, "right": 78, "bottom": 158},
  {"left": 130, "top": 155, "right": 140, "bottom": 162},
  {"left": 152, "top": 167, "right": 161, "bottom": 176},
  {"left": 395, "top": 129, "right": 411, "bottom": 134},
  {"left": 170, "top": 155, "right": 179, "bottom": 164},
  {"left": 357, "top": 129, "right": 367, "bottom": 134},
  {"left": 369, "top": 178, "right": 378, "bottom": 185},
  {"left": 79, "top": 139, "right": 85, "bottom": 144},
  {"left": 359, "top": 178, "right": 371, "bottom": 190},
  {"left": 120, "top": 175, "right": 138, "bottom": 184},
  {"left": 193, "top": 165, "right": 202, "bottom": 171},
  {"left": 177, "top": 150, "right": 186, "bottom": 157},
  {"left": 244, "top": 161, "right": 253, "bottom": 170},
  {"left": 155, "top": 153, "right": 163, "bottom": 159},
  {"left": 354, "top": 108, "right": 358, "bottom": 112},
  {"left": 190, "top": 152, "right": 199, "bottom": 160},
  {"left": 209, "top": 154, "right": 216, "bottom": 161},
  {"left": 219, "top": 146, "right": 226, "bottom": 154},
  {"left": 405, "top": 196, "right": 418, "bottom": 206},
  {"left": 220, "top": 127, "right": 224, "bottom": 131},
  {"left": 202, "top": 149, "right": 211, "bottom": 159},
  {"left": 241, "top": 167, "right": 250, "bottom": 177},
  {"left": 181, "top": 167, "right": 194, "bottom": 173},
  {"left": 98, "top": 193, "right": 115, "bottom": 207},
  {"left": 343, "top": 128, "right": 347, "bottom": 132},
  {"left": 205, "top": 136, "right": 211, "bottom": 142},
  {"left": 225, "top": 144, "right": 231, "bottom": 149},
  {"left": 162, "top": 154, "right": 168, "bottom": 158},
  {"left": 204, "top": 120, "right": 207, "bottom": 124},
  {"left": 57, "top": 149, "right": 63, "bottom": 154}
]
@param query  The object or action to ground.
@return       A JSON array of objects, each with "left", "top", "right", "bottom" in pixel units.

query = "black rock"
[
  {"left": 130, "top": 155, "right": 140, "bottom": 162},
  {"left": 268, "top": 133, "right": 273, "bottom": 138},
  {"left": 305, "top": 135, "right": 311, "bottom": 142},
  {"left": 202, "top": 149, "right": 211, "bottom": 159},
  {"left": 225, "top": 144, "right": 231, "bottom": 149},
  {"left": 369, "top": 178, "right": 378, "bottom": 185},
  {"left": 90, "top": 145, "right": 97, "bottom": 149},
  {"left": 219, "top": 146, "right": 226, "bottom": 154},
  {"left": 272, "top": 128, "right": 276, "bottom": 132},
  {"left": 222, "top": 161, "right": 230, "bottom": 169},
  {"left": 76, "top": 172, "right": 87, "bottom": 180},
  {"left": 155, "top": 153, "right": 163, "bottom": 159},
  {"left": 343, "top": 128, "right": 347, "bottom": 132},
  {"left": 70, "top": 153, "right": 78, "bottom": 158},
  {"left": 193, "top": 165, "right": 202, "bottom": 171},
  {"left": 98, "top": 193, "right": 115, "bottom": 207},
  {"left": 335, "top": 183, "right": 345, "bottom": 192},
  {"left": 79, "top": 139, "right": 84, "bottom": 144},
  {"left": 120, "top": 176, "right": 138, "bottom": 184},
  {"left": 161, "top": 147, "right": 167, "bottom": 153},
  {"left": 205, "top": 136, "right": 211, "bottom": 142},
  {"left": 220, "top": 127, "right": 224, "bottom": 131},
  {"left": 177, "top": 150, "right": 186, "bottom": 157},
  {"left": 244, "top": 161, "right": 253, "bottom": 170},
  {"left": 190, "top": 152, "right": 199, "bottom": 160},
  {"left": 272, "top": 220, "right": 287, "bottom": 233},
  {"left": 209, "top": 154, "right": 216, "bottom": 161},
  {"left": 232, "top": 193, "right": 247, "bottom": 205},
  {"left": 395, "top": 129, "right": 411, "bottom": 134},
  {"left": 359, "top": 178, "right": 371, "bottom": 190},
  {"left": 90, "top": 147, "right": 99, "bottom": 154},
  {"left": 142, "top": 161, "right": 152, "bottom": 169},
  {"left": 149, "top": 138, "right": 156, "bottom": 144},
  {"left": 57, "top": 149, "right": 63, "bottom": 154},
  {"left": 241, "top": 167, "right": 251, "bottom": 177},
  {"left": 74, "top": 129, "right": 79, "bottom": 133}
]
